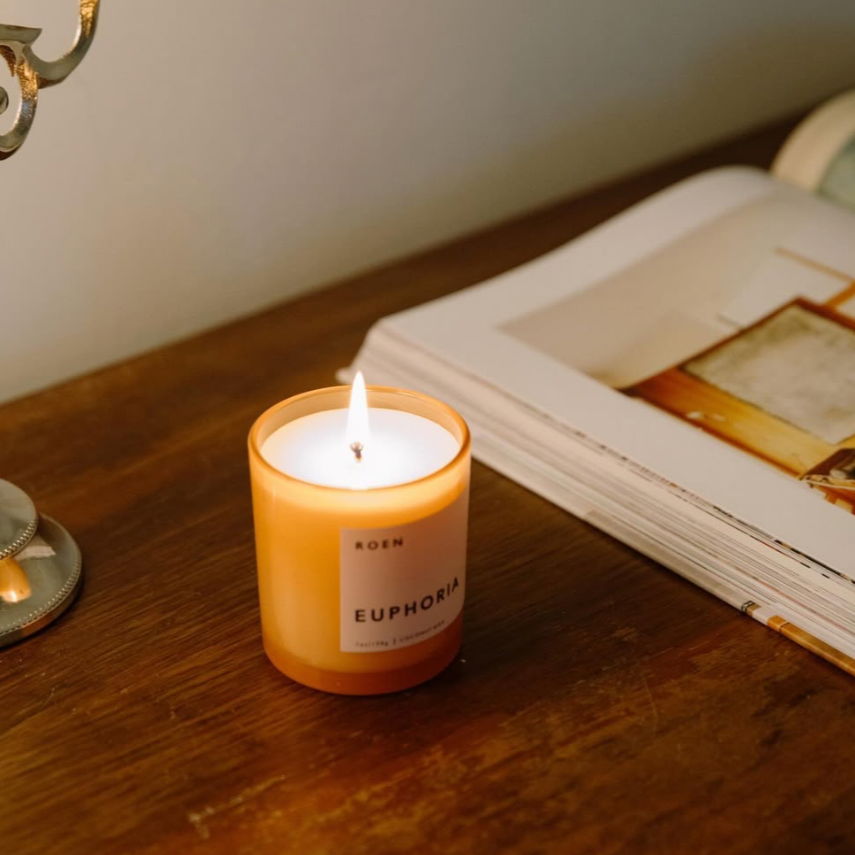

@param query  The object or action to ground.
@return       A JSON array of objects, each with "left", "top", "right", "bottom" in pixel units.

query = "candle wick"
[{"left": 349, "top": 441, "right": 364, "bottom": 462}]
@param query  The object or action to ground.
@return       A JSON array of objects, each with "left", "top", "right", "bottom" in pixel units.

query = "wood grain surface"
[{"left": 3, "top": 116, "right": 854, "bottom": 855}]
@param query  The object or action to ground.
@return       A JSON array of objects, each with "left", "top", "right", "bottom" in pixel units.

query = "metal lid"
[
  {"left": 0, "top": 515, "right": 83, "bottom": 647},
  {"left": 0, "top": 479, "right": 38, "bottom": 560}
]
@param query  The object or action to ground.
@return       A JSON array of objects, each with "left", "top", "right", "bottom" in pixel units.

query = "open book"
[{"left": 343, "top": 92, "right": 855, "bottom": 674}]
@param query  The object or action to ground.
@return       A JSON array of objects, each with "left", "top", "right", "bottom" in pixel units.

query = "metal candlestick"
[
  {"left": 0, "top": 3, "right": 99, "bottom": 641},
  {"left": 1, "top": 0, "right": 100, "bottom": 158}
]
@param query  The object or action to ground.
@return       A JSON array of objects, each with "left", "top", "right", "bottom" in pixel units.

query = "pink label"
[{"left": 339, "top": 490, "right": 468, "bottom": 653}]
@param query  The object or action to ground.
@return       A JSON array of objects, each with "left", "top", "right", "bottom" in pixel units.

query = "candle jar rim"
[{"left": 248, "top": 384, "right": 471, "bottom": 494}]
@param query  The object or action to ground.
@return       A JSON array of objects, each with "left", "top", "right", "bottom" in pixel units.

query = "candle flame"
[{"left": 347, "top": 370, "right": 370, "bottom": 458}]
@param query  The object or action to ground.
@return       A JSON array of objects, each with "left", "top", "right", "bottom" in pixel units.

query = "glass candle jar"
[{"left": 248, "top": 385, "right": 470, "bottom": 695}]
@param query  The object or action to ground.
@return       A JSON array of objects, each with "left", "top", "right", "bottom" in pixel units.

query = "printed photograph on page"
[{"left": 503, "top": 196, "right": 855, "bottom": 519}]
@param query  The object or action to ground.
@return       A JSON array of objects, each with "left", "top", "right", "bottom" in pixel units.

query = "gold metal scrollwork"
[{"left": 0, "top": 0, "right": 100, "bottom": 158}]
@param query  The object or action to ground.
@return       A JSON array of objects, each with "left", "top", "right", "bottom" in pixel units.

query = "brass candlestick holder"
[
  {"left": 1, "top": 0, "right": 99, "bottom": 158},
  {"left": 0, "top": 2, "right": 100, "bottom": 643}
]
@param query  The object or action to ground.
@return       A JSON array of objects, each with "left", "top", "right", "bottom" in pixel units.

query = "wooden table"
[{"left": 3, "top": 117, "right": 853, "bottom": 855}]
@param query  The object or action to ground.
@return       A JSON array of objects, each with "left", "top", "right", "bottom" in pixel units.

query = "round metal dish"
[
  {"left": 0, "top": 479, "right": 38, "bottom": 561},
  {"left": 0, "top": 515, "right": 83, "bottom": 647}
]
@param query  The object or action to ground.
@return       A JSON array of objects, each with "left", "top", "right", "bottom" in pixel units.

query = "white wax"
[{"left": 261, "top": 408, "right": 460, "bottom": 489}]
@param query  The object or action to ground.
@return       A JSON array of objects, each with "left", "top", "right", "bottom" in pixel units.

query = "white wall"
[{"left": 2, "top": 0, "right": 855, "bottom": 403}]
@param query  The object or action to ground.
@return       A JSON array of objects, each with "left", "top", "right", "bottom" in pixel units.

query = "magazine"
[{"left": 342, "top": 92, "right": 855, "bottom": 674}]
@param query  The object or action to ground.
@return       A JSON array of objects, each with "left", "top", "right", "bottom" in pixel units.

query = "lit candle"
[{"left": 248, "top": 374, "right": 470, "bottom": 695}]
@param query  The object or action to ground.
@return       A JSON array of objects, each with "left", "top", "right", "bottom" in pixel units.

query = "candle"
[{"left": 248, "top": 375, "right": 470, "bottom": 695}]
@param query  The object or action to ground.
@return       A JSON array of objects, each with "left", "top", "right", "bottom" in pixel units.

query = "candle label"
[{"left": 339, "top": 490, "right": 468, "bottom": 652}]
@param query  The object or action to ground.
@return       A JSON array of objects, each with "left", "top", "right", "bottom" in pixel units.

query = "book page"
[{"left": 353, "top": 167, "right": 855, "bottom": 573}]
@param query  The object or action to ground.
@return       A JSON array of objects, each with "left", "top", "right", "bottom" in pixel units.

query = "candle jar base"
[{"left": 264, "top": 617, "right": 462, "bottom": 696}]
